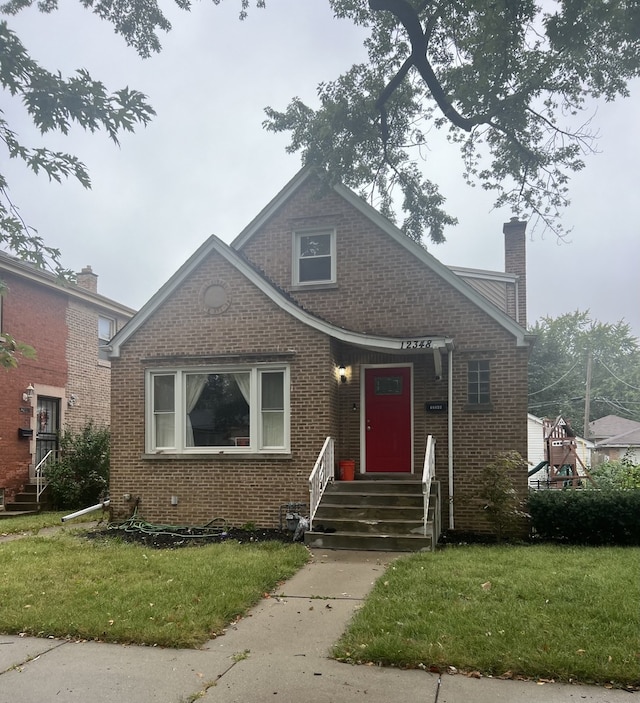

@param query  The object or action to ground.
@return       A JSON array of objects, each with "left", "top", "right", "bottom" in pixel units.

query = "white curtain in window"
[
  {"left": 155, "top": 414, "right": 175, "bottom": 448},
  {"left": 261, "top": 372, "right": 284, "bottom": 447},
  {"left": 185, "top": 374, "right": 209, "bottom": 447},
  {"left": 153, "top": 375, "right": 175, "bottom": 448},
  {"left": 231, "top": 373, "right": 251, "bottom": 404},
  {"left": 262, "top": 412, "right": 284, "bottom": 447}
]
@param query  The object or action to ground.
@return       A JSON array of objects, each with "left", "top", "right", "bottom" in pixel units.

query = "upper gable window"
[{"left": 293, "top": 229, "right": 336, "bottom": 286}]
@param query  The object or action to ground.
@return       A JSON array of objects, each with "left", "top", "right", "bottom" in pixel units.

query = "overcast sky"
[{"left": 3, "top": 1, "right": 639, "bottom": 337}]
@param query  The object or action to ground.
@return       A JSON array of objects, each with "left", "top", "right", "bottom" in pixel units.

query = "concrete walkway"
[{"left": 0, "top": 548, "right": 634, "bottom": 703}]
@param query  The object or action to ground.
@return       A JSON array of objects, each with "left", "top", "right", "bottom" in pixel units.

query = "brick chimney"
[
  {"left": 76, "top": 265, "right": 98, "bottom": 293},
  {"left": 503, "top": 218, "right": 527, "bottom": 328}
]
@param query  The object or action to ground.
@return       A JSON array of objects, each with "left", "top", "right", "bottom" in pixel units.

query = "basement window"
[{"left": 147, "top": 365, "right": 290, "bottom": 454}]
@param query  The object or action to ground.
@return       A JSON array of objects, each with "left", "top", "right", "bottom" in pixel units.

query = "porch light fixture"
[
  {"left": 338, "top": 365, "right": 347, "bottom": 383},
  {"left": 22, "top": 384, "right": 34, "bottom": 402}
]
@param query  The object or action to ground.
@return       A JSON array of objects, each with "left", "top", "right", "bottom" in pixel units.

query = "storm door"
[{"left": 35, "top": 396, "right": 60, "bottom": 465}]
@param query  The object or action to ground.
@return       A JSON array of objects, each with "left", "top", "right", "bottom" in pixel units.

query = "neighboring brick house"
[
  {"left": 0, "top": 253, "right": 134, "bottom": 510},
  {"left": 588, "top": 415, "right": 640, "bottom": 465},
  {"left": 107, "top": 168, "right": 533, "bottom": 542}
]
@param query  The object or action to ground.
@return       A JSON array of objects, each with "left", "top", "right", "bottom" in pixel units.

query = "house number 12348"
[{"left": 400, "top": 339, "right": 433, "bottom": 350}]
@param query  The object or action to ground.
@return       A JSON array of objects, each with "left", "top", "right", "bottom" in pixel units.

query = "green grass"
[
  {"left": 0, "top": 533, "right": 308, "bottom": 647},
  {"left": 333, "top": 545, "right": 640, "bottom": 688},
  {"left": 0, "top": 511, "right": 100, "bottom": 535}
]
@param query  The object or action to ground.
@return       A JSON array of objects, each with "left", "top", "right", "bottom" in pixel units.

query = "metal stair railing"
[
  {"left": 35, "top": 449, "right": 59, "bottom": 502},
  {"left": 422, "top": 435, "right": 436, "bottom": 537},
  {"left": 308, "top": 437, "right": 335, "bottom": 531}
]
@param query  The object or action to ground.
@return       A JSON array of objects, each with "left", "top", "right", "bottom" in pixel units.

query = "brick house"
[
  {"left": 588, "top": 415, "right": 640, "bottom": 466},
  {"left": 0, "top": 253, "right": 134, "bottom": 511},
  {"left": 107, "top": 169, "right": 533, "bottom": 547}
]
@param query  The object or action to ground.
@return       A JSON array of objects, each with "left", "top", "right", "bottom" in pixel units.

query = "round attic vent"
[{"left": 201, "top": 281, "right": 230, "bottom": 315}]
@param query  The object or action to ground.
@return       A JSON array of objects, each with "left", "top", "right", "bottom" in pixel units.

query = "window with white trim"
[
  {"left": 147, "top": 366, "right": 290, "bottom": 453},
  {"left": 293, "top": 229, "right": 336, "bottom": 285},
  {"left": 98, "top": 316, "right": 115, "bottom": 360}
]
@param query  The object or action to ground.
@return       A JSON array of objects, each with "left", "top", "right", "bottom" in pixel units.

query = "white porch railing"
[
  {"left": 34, "top": 449, "right": 59, "bottom": 502},
  {"left": 422, "top": 435, "right": 436, "bottom": 537},
  {"left": 308, "top": 436, "right": 335, "bottom": 531}
]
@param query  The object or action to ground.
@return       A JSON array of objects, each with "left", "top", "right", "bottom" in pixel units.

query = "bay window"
[{"left": 147, "top": 366, "right": 289, "bottom": 453}]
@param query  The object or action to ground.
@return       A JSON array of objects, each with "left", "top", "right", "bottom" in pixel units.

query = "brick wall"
[
  {"left": 0, "top": 273, "right": 68, "bottom": 501},
  {"left": 504, "top": 218, "right": 527, "bottom": 328},
  {"left": 65, "top": 301, "right": 128, "bottom": 432},
  {"left": 110, "top": 252, "right": 335, "bottom": 526}
]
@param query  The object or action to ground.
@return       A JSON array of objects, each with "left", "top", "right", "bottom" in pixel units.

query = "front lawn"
[
  {"left": 0, "top": 532, "right": 308, "bottom": 647},
  {"left": 0, "top": 511, "right": 100, "bottom": 535},
  {"left": 333, "top": 545, "right": 640, "bottom": 688}
]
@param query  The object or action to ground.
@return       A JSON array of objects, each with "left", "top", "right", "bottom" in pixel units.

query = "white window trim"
[
  {"left": 146, "top": 364, "right": 290, "bottom": 454},
  {"left": 98, "top": 315, "right": 116, "bottom": 362},
  {"left": 292, "top": 228, "right": 336, "bottom": 286}
]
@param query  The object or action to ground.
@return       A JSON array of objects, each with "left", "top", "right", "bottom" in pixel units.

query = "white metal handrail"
[
  {"left": 422, "top": 435, "right": 436, "bottom": 536},
  {"left": 308, "top": 436, "right": 335, "bottom": 531},
  {"left": 34, "top": 449, "right": 59, "bottom": 502}
]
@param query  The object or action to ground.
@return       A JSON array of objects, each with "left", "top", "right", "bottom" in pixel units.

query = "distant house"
[
  {"left": 107, "top": 168, "right": 533, "bottom": 547},
  {"left": 589, "top": 415, "right": 640, "bottom": 465},
  {"left": 0, "top": 253, "right": 134, "bottom": 512}
]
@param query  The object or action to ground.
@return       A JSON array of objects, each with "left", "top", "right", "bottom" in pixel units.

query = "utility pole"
[{"left": 583, "top": 350, "right": 592, "bottom": 438}]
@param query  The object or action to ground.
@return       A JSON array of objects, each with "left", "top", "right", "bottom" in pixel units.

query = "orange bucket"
[{"left": 339, "top": 460, "right": 355, "bottom": 481}]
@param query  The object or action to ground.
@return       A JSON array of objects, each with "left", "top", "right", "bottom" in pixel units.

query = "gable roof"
[
  {"left": 108, "top": 234, "right": 456, "bottom": 358},
  {"left": 595, "top": 426, "right": 640, "bottom": 448},
  {"left": 528, "top": 413, "right": 593, "bottom": 448},
  {"left": 232, "top": 168, "right": 532, "bottom": 346},
  {"left": 0, "top": 249, "right": 135, "bottom": 318},
  {"left": 588, "top": 414, "right": 640, "bottom": 441},
  {"left": 108, "top": 169, "right": 533, "bottom": 357}
]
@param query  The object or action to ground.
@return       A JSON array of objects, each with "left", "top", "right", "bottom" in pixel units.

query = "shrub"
[
  {"left": 479, "top": 451, "right": 529, "bottom": 540},
  {"left": 45, "top": 422, "right": 110, "bottom": 510},
  {"left": 528, "top": 489, "right": 640, "bottom": 545},
  {"left": 588, "top": 453, "right": 640, "bottom": 490}
]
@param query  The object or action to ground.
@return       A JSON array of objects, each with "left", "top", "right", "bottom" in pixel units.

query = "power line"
[
  {"left": 597, "top": 359, "right": 640, "bottom": 391},
  {"left": 595, "top": 397, "right": 639, "bottom": 418},
  {"left": 528, "top": 360, "right": 580, "bottom": 396}
]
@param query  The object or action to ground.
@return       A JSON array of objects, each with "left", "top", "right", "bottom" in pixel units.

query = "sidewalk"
[{"left": 0, "top": 548, "right": 633, "bottom": 703}]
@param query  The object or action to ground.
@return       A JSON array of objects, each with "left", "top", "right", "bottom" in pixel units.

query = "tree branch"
[{"left": 369, "top": 0, "right": 476, "bottom": 131}]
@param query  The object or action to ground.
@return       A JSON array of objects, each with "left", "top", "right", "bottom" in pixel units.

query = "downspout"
[{"left": 448, "top": 349, "right": 454, "bottom": 530}]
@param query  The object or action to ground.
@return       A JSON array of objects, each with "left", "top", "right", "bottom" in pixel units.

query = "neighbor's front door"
[
  {"left": 35, "top": 396, "right": 60, "bottom": 466},
  {"left": 364, "top": 366, "right": 412, "bottom": 472}
]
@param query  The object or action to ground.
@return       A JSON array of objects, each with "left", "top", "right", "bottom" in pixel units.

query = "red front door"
[{"left": 364, "top": 366, "right": 412, "bottom": 472}]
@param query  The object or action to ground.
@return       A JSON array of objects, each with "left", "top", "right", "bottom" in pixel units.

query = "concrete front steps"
[
  {"left": 305, "top": 475, "right": 440, "bottom": 552},
  {"left": 0, "top": 482, "right": 49, "bottom": 517}
]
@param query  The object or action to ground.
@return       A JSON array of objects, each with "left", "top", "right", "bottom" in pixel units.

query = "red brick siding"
[
  {"left": 0, "top": 273, "right": 67, "bottom": 500},
  {"left": 1, "top": 271, "right": 130, "bottom": 503}
]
